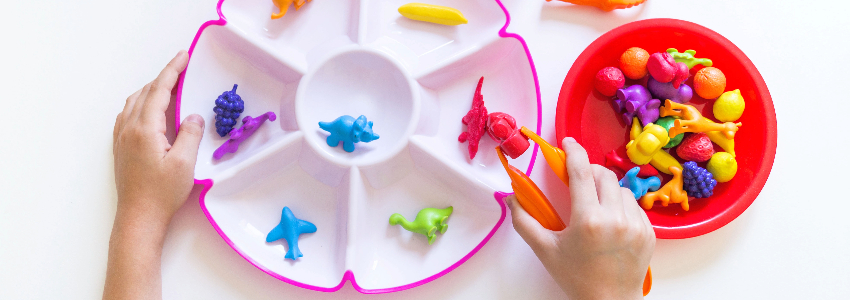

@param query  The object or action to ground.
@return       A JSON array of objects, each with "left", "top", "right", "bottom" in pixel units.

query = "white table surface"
[{"left": 2, "top": 0, "right": 849, "bottom": 299}]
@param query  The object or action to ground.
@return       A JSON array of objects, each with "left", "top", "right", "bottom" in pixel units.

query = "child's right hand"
[{"left": 505, "top": 137, "right": 655, "bottom": 300}]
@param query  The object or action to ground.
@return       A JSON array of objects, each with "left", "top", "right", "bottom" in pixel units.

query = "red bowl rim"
[{"left": 554, "top": 18, "right": 777, "bottom": 239}]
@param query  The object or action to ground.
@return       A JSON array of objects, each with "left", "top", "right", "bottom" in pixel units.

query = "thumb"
[
  {"left": 170, "top": 114, "right": 205, "bottom": 165},
  {"left": 505, "top": 194, "right": 555, "bottom": 253}
]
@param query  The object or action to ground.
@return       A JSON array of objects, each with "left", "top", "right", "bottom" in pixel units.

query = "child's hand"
[
  {"left": 106, "top": 51, "right": 204, "bottom": 300},
  {"left": 112, "top": 50, "right": 203, "bottom": 224},
  {"left": 506, "top": 137, "right": 655, "bottom": 300}
]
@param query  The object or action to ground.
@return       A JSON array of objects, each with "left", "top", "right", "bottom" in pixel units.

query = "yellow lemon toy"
[
  {"left": 713, "top": 89, "right": 745, "bottom": 122},
  {"left": 706, "top": 152, "right": 737, "bottom": 182},
  {"left": 398, "top": 3, "right": 468, "bottom": 26}
]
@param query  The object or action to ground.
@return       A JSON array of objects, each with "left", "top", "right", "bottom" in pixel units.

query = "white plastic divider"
[
  {"left": 343, "top": 166, "right": 365, "bottom": 273},
  {"left": 209, "top": 131, "right": 304, "bottom": 186}
]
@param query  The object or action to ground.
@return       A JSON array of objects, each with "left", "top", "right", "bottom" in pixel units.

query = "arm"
[
  {"left": 506, "top": 137, "right": 655, "bottom": 300},
  {"left": 105, "top": 51, "right": 204, "bottom": 300}
]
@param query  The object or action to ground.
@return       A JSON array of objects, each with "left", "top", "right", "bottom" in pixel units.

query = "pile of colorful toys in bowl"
[{"left": 594, "top": 47, "right": 745, "bottom": 212}]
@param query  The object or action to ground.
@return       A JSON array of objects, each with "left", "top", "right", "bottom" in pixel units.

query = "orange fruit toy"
[
  {"left": 693, "top": 67, "right": 726, "bottom": 99},
  {"left": 620, "top": 47, "right": 650, "bottom": 80}
]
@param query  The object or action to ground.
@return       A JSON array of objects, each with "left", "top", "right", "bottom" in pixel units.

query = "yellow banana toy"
[
  {"left": 398, "top": 3, "right": 468, "bottom": 26},
  {"left": 706, "top": 131, "right": 736, "bottom": 157}
]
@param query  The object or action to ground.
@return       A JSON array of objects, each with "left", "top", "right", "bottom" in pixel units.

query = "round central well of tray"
[{"left": 296, "top": 47, "right": 420, "bottom": 167}]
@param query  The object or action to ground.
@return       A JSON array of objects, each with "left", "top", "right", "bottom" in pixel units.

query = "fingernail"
[
  {"left": 504, "top": 194, "right": 515, "bottom": 209},
  {"left": 562, "top": 137, "right": 576, "bottom": 144},
  {"left": 185, "top": 114, "right": 204, "bottom": 127}
]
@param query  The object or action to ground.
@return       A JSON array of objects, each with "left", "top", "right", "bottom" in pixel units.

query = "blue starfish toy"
[
  {"left": 266, "top": 207, "right": 317, "bottom": 260},
  {"left": 618, "top": 167, "right": 662, "bottom": 199}
]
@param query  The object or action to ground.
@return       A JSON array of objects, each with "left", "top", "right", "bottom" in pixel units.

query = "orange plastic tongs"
[{"left": 498, "top": 127, "right": 652, "bottom": 296}]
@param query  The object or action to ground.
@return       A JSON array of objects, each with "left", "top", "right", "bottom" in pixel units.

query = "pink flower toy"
[{"left": 213, "top": 112, "right": 277, "bottom": 160}]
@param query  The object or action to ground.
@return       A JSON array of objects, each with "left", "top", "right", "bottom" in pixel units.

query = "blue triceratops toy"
[
  {"left": 318, "top": 115, "right": 380, "bottom": 152},
  {"left": 619, "top": 166, "right": 662, "bottom": 199}
]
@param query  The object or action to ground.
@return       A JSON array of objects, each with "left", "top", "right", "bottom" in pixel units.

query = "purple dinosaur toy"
[
  {"left": 213, "top": 112, "right": 277, "bottom": 160},
  {"left": 613, "top": 85, "right": 661, "bottom": 126},
  {"left": 647, "top": 76, "right": 693, "bottom": 104}
]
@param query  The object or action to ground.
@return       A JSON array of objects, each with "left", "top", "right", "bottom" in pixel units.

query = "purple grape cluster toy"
[
  {"left": 682, "top": 161, "right": 717, "bottom": 198},
  {"left": 213, "top": 84, "right": 245, "bottom": 137}
]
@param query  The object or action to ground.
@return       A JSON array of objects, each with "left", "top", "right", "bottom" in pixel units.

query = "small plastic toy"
[
  {"left": 619, "top": 47, "right": 650, "bottom": 80},
  {"left": 647, "top": 52, "right": 689, "bottom": 88},
  {"left": 319, "top": 115, "right": 380, "bottom": 153},
  {"left": 706, "top": 152, "right": 737, "bottom": 182},
  {"left": 520, "top": 127, "right": 569, "bottom": 186},
  {"left": 271, "top": 0, "right": 311, "bottom": 19},
  {"left": 693, "top": 67, "right": 726, "bottom": 99},
  {"left": 266, "top": 206, "right": 317, "bottom": 261},
  {"left": 659, "top": 99, "right": 741, "bottom": 139},
  {"left": 496, "top": 146, "right": 566, "bottom": 231},
  {"left": 398, "top": 3, "right": 468, "bottom": 26},
  {"left": 213, "top": 84, "right": 245, "bottom": 137},
  {"left": 640, "top": 166, "right": 690, "bottom": 211},
  {"left": 604, "top": 150, "right": 659, "bottom": 177},
  {"left": 666, "top": 48, "right": 713, "bottom": 69},
  {"left": 629, "top": 119, "right": 682, "bottom": 175},
  {"left": 626, "top": 123, "right": 670, "bottom": 165},
  {"left": 654, "top": 117, "right": 683, "bottom": 148},
  {"left": 390, "top": 207, "right": 453, "bottom": 245},
  {"left": 214, "top": 112, "right": 277, "bottom": 160},
  {"left": 647, "top": 76, "right": 693, "bottom": 104},
  {"left": 713, "top": 89, "right": 745, "bottom": 122},
  {"left": 487, "top": 113, "right": 529, "bottom": 159},
  {"left": 545, "top": 0, "right": 647, "bottom": 11},
  {"left": 614, "top": 85, "right": 660, "bottom": 126},
  {"left": 676, "top": 132, "right": 714, "bottom": 162},
  {"left": 458, "top": 77, "right": 488, "bottom": 159},
  {"left": 682, "top": 161, "right": 717, "bottom": 198},
  {"left": 594, "top": 67, "right": 625, "bottom": 97},
  {"left": 619, "top": 167, "right": 661, "bottom": 199},
  {"left": 707, "top": 131, "right": 736, "bottom": 157}
]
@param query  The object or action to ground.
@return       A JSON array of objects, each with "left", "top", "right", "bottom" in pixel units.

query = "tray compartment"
[
  {"left": 204, "top": 136, "right": 349, "bottom": 288},
  {"left": 347, "top": 141, "right": 499, "bottom": 289},
  {"left": 181, "top": 25, "right": 303, "bottom": 179}
]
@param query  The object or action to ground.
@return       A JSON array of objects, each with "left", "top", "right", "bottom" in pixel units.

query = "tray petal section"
[
  {"left": 201, "top": 135, "right": 349, "bottom": 288},
  {"left": 180, "top": 24, "right": 303, "bottom": 179},
  {"left": 360, "top": 0, "right": 505, "bottom": 78},
  {"left": 347, "top": 141, "right": 501, "bottom": 290},
  {"left": 220, "top": 0, "right": 362, "bottom": 73},
  {"left": 412, "top": 37, "right": 539, "bottom": 192}
]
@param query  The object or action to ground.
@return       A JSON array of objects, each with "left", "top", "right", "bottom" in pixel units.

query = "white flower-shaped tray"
[{"left": 176, "top": 0, "right": 543, "bottom": 293}]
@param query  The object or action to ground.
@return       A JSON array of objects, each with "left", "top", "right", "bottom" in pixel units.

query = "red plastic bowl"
[{"left": 555, "top": 18, "right": 776, "bottom": 239}]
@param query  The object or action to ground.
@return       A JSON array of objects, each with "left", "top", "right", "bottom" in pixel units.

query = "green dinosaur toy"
[
  {"left": 389, "top": 207, "right": 453, "bottom": 245},
  {"left": 666, "top": 48, "right": 713, "bottom": 69}
]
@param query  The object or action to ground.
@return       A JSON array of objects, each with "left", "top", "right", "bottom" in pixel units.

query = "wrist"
[{"left": 114, "top": 197, "right": 174, "bottom": 237}]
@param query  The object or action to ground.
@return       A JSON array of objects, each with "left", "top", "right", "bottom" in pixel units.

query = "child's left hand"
[{"left": 112, "top": 50, "right": 204, "bottom": 224}]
